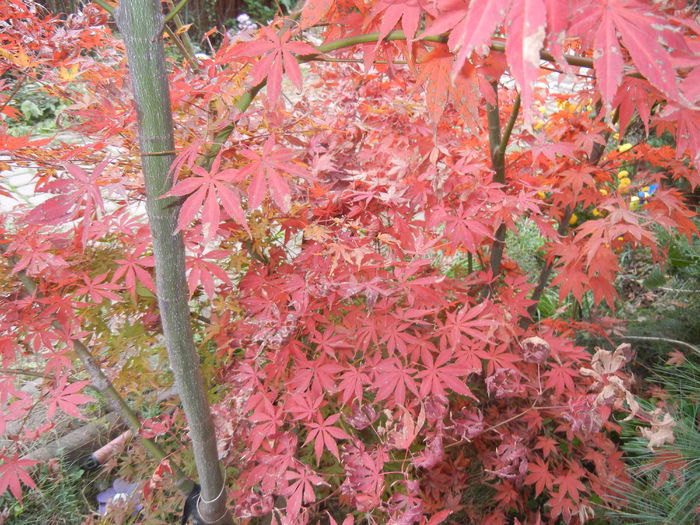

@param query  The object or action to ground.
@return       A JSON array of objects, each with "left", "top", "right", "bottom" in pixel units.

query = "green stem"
[
  {"left": 164, "top": 0, "right": 189, "bottom": 23},
  {"left": 92, "top": 0, "right": 113, "bottom": 14},
  {"left": 498, "top": 93, "right": 521, "bottom": 158}
]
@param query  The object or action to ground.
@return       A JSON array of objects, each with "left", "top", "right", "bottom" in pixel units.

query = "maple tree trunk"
[
  {"left": 115, "top": 2, "right": 230, "bottom": 523},
  {"left": 485, "top": 87, "right": 520, "bottom": 283}
]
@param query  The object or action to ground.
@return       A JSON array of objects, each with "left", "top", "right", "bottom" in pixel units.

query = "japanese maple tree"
[{"left": 0, "top": 0, "right": 698, "bottom": 523}]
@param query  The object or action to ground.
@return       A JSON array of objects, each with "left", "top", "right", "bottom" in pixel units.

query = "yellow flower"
[
  {"left": 630, "top": 196, "right": 640, "bottom": 211},
  {"left": 533, "top": 121, "right": 545, "bottom": 131},
  {"left": 569, "top": 213, "right": 578, "bottom": 226},
  {"left": 618, "top": 143, "right": 633, "bottom": 153},
  {"left": 599, "top": 188, "right": 608, "bottom": 196},
  {"left": 593, "top": 208, "right": 602, "bottom": 217},
  {"left": 618, "top": 178, "right": 631, "bottom": 194},
  {"left": 617, "top": 170, "right": 629, "bottom": 179},
  {"left": 537, "top": 191, "right": 547, "bottom": 199},
  {"left": 613, "top": 132, "right": 619, "bottom": 140}
]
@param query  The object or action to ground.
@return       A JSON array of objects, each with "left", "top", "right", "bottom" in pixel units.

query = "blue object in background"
[
  {"left": 638, "top": 184, "right": 658, "bottom": 200},
  {"left": 96, "top": 478, "right": 142, "bottom": 516}
]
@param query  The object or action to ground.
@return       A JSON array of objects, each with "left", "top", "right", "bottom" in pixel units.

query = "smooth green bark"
[{"left": 115, "top": 1, "right": 230, "bottom": 523}]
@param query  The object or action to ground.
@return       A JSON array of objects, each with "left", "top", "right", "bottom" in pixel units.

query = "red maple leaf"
[
  {"left": 47, "top": 376, "right": 94, "bottom": 419},
  {"left": 186, "top": 249, "right": 232, "bottom": 298},
  {"left": 0, "top": 388, "right": 31, "bottom": 437},
  {"left": 230, "top": 27, "right": 318, "bottom": 104},
  {"left": 439, "top": 301, "right": 493, "bottom": 348},
  {"left": 26, "top": 159, "right": 109, "bottom": 244},
  {"left": 476, "top": 344, "right": 521, "bottom": 374},
  {"left": 112, "top": 244, "right": 156, "bottom": 301},
  {"left": 303, "top": 413, "right": 351, "bottom": 464},
  {"left": 525, "top": 456, "right": 554, "bottom": 497},
  {"left": 300, "top": 0, "right": 335, "bottom": 29},
  {"left": 414, "top": 44, "right": 480, "bottom": 126},
  {"left": 373, "top": 357, "right": 419, "bottom": 406},
  {"left": 416, "top": 348, "right": 477, "bottom": 399},
  {"left": 166, "top": 152, "right": 247, "bottom": 243},
  {"left": 0, "top": 455, "right": 37, "bottom": 503},
  {"left": 534, "top": 436, "right": 558, "bottom": 459},
  {"left": 337, "top": 365, "right": 371, "bottom": 405},
  {"left": 287, "top": 356, "right": 343, "bottom": 395},
  {"left": 235, "top": 136, "right": 311, "bottom": 212},
  {"left": 555, "top": 465, "right": 587, "bottom": 503},
  {"left": 283, "top": 465, "right": 328, "bottom": 517},
  {"left": 285, "top": 392, "right": 325, "bottom": 422},
  {"left": 570, "top": 0, "right": 685, "bottom": 108},
  {"left": 423, "top": 0, "right": 510, "bottom": 77},
  {"left": 505, "top": 0, "right": 546, "bottom": 125},
  {"left": 308, "top": 326, "right": 350, "bottom": 359},
  {"left": 543, "top": 363, "right": 579, "bottom": 396},
  {"left": 366, "top": 0, "right": 426, "bottom": 42},
  {"left": 73, "top": 272, "right": 122, "bottom": 303},
  {"left": 248, "top": 395, "right": 285, "bottom": 452}
]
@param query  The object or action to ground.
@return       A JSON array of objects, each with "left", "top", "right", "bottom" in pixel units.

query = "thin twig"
[
  {"left": 0, "top": 73, "right": 27, "bottom": 116},
  {"left": 620, "top": 335, "right": 700, "bottom": 357},
  {"left": 164, "top": 26, "right": 200, "bottom": 72},
  {"left": 498, "top": 93, "right": 521, "bottom": 157},
  {"left": 3, "top": 367, "right": 69, "bottom": 381},
  {"left": 164, "top": 0, "right": 200, "bottom": 73}
]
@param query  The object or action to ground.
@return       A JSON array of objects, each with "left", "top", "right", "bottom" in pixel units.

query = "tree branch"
[
  {"left": 116, "top": 0, "right": 230, "bottom": 520},
  {"left": 164, "top": 25, "right": 200, "bottom": 72},
  {"left": 200, "top": 29, "right": 597, "bottom": 167},
  {"left": 5, "top": 254, "right": 194, "bottom": 493},
  {"left": 484, "top": 91, "right": 521, "bottom": 284}
]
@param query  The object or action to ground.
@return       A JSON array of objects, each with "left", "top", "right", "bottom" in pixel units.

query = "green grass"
[{"left": 0, "top": 461, "right": 101, "bottom": 524}]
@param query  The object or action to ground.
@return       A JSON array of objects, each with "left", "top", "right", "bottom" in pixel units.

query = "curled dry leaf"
[
  {"left": 580, "top": 343, "right": 639, "bottom": 420},
  {"left": 640, "top": 409, "right": 676, "bottom": 451},
  {"left": 521, "top": 336, "right": 551, "bottom": 364},
  {"left": 586, "top": 343, "right": 634, "bottom": 381}
]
